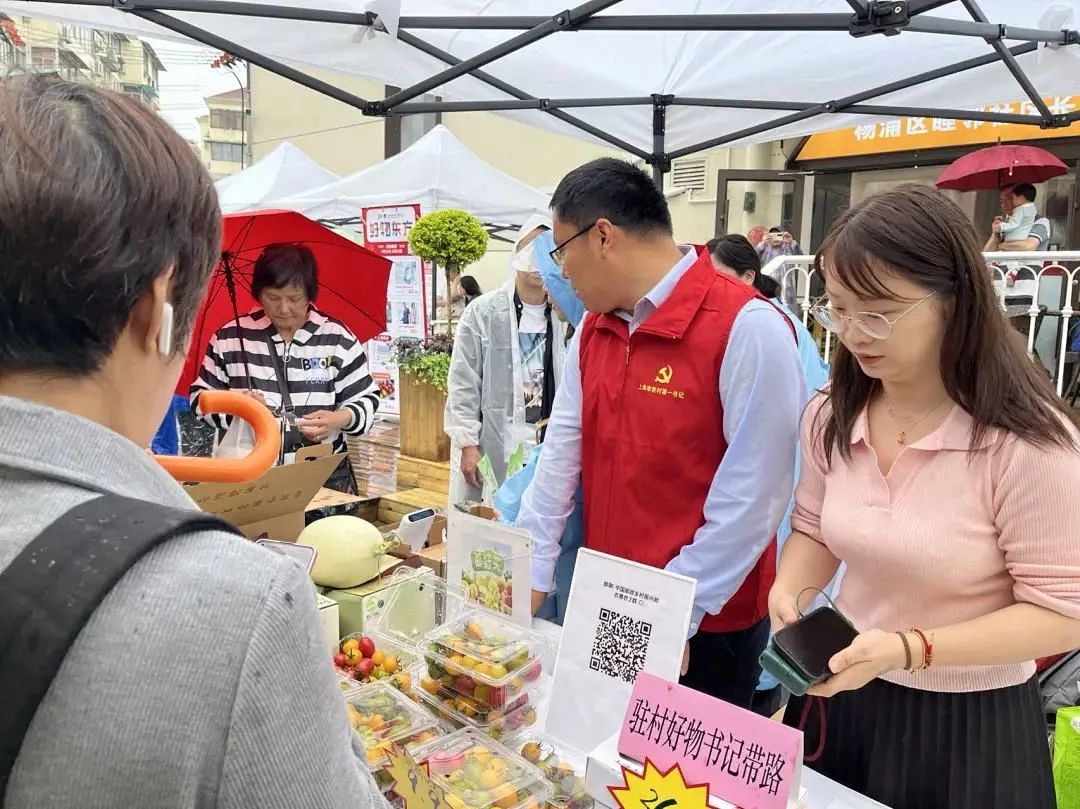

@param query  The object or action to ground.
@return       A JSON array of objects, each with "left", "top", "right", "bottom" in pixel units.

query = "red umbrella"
[
  {"left": 177, "top": 209, "right": 391, "bottom": 394},
  {"left": 935, "top": 144, "right": 1068, "bottom": 191}
]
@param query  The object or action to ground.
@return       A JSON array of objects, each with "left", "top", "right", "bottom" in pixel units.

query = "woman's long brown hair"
[{"left": 815, "top": 183, "right": 1079, "bottom": 464}]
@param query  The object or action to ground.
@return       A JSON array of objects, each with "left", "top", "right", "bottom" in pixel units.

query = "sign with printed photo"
[
  {"left": 446, "top": 509, "right": 532, "bottom": 627},
  {"left": 362, "top": 204, "right": 428, "bottom": 416},
  {"left": 366, "top": 334, "right": 398, "bottom": 410},
  {"left": 546, "top": 549, "right": 696, "bottom": 754},
  {"left": 390, "top": 255, "right": 424, "bottom": 298},
  {"left": 392, "top": 300, "right": 425, "bottom": 339},
  {"left": 364, "top": 203, "right": 421, "bottom": 256}
]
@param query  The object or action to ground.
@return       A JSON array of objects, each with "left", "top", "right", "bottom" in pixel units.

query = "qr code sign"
[{"left": 589, "top": 608, "right": 652, "bottom": 683}]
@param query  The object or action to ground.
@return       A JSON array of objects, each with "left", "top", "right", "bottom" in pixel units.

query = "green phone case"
[{"left": 759, "top": 643, "right": 815, "bottom": 697}]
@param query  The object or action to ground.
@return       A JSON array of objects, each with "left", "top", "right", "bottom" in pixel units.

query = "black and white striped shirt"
[{"left": 190, "top": 308, "right": 380, "bottom": 462}]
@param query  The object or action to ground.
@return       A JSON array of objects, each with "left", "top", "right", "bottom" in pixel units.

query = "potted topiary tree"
[
  {"left": 391, "top": 334, "right": 453, "bottom": 463},
  {"left": 407, "top": 209, "right": 488, "bottom": 334}
]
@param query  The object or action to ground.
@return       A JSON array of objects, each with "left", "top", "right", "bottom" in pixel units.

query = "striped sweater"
[{"left": 190, "top": 308, "right": 380, "bottom": 462}]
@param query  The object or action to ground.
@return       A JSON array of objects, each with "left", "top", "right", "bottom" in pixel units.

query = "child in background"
[{"left": 997, "top": 182, "right": 1037, "bottom": 243}]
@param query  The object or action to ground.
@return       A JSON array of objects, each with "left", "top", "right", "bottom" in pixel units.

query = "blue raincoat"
[
  {"left": 494, "top": 230, "right": 585, "bottom": 625},
  {"left": 151, "top": 394, "right": 189, "bottom": 456},
  {"left": 757, "top": 302, "right": 831, "bottom": 693}
]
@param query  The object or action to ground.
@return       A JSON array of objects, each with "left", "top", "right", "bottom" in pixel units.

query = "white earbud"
[{"left": 158, "top": 302, "right": 174, "bottom": 357}]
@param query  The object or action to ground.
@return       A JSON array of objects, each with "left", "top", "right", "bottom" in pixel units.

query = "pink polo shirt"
[{"left": 793, "top": 396, "right": 1080, "bottom": 693}]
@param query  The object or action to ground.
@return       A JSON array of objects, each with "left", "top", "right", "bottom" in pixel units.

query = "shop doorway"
[
  {"left": 810, "top": 172, "right": 851, "bottom": 251},
  {"left": 715, "top": 170, "right": 805, "bottom": 243}
]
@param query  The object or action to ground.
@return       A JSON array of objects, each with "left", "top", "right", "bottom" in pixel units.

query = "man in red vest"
[{"left": 518, "top": 158, "right": 803, "bottom": 707}]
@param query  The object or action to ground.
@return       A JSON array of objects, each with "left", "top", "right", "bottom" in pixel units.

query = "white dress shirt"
[{"left": 517, "top": 247, "right": 804, "bottom": 636}]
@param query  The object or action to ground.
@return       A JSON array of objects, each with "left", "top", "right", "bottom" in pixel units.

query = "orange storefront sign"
[{"left": 797, "top": 96, "right": 1080, "bottom": 161}]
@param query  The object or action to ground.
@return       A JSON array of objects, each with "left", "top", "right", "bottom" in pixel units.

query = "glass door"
[{"left": 714, "top": 170, "right": 806, "bottom": 245}]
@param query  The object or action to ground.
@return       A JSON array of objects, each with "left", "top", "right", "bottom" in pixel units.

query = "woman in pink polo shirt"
[{"left": 770, "top": 184, "right": 1080, "bottom": 809}]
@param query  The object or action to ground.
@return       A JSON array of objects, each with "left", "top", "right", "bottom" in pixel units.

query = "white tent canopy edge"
[
  {"left": 274, "top": 123, "right": 551, "bottom": 230},
  {"left": 3, "top": 0, "right": 1080, "bottom": 181},
  {"left": 215, "top": 141, "right": 340, "bottom": 213}
]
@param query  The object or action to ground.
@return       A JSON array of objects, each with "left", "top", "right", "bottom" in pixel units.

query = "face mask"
[{"left": 511, "top": 243, "right": 538, "bottom": 274}]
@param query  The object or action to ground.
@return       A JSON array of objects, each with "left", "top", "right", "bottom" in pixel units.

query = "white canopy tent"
[
  {"left": 276, "top": 124, "right": 551, "bottom": 229},
  {"left": 214, "top": 140, "right": 339, "bottom": 213},
  {"left": 3, "top": 1, "right": 1080, "bottom": 184}
]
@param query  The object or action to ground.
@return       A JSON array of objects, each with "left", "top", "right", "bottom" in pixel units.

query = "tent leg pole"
[{"left": 650, "top": 94, "right": 670, "bottom": 191}]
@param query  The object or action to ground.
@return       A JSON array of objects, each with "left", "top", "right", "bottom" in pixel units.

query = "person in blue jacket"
[
  {"left": 707, "top": 234, "right": 833, "bottom": 715},
  {"left": 494, "top": 228, "right": 586, "bottom": 625},
  {"left": 151, "top": 393, "right": 189, "bottom": 455}
]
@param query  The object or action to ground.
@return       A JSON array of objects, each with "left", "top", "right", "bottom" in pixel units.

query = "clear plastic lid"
[
  {"left": 345, "top": 682, "right": 440, "bottom": 768},
  {"left": 369, "top": 576, "right": 550, "bottom": 684},
  {"left": 410, "top": 728, "right": 553, "bottom": 809},
  {"left": 334, "top": 632, "right": 418, "bottom": 693},
  {"left": 424, "top": 609, "right": 546, "bottom": 688},
  {"left": 413, "top": 672, "right": 541, "bottom": 741},
  {"left": 337, "top": 670, "right": 365, "bottom": 697},
  {"left": 511, "top": 734, "right": 593, "bottom": 809}
]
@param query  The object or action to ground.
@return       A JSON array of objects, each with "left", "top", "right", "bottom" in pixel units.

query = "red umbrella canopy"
[
  {"left": 935, "top": 144, "right": 1068, "bottom": 191},
  {"left": 177, "top": 209, "right": 391, "bottom": 395}
]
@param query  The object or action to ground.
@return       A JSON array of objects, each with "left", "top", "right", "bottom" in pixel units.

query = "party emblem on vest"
[{"left": 639, "top": 364, "right": 685, "bottom": 400}]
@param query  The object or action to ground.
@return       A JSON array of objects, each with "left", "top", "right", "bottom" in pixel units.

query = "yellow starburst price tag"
[
  {"left": 385, "top": 745, "right": 450, "bottom": 809},
  {"left": 609, "top": 759, "right": 710, "bottom": 809}
]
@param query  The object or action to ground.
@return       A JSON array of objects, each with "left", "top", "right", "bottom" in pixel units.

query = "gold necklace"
[{"left": 883, "top": 397, "right": 950, "bottom": 445}]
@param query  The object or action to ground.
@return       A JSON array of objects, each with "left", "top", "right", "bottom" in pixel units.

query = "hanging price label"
[{"left": 610, "top": 760, "right": 709, "bottom": 809}]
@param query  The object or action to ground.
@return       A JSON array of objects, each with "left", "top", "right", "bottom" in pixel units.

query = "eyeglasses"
[
  {"left": 548, "top": 222, "right": 595, "bottom": 269},
  {"left": 810, "top": 292, "right": 935, "bottom": 340}
]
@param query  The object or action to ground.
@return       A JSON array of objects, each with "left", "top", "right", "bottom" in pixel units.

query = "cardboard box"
[
  {"left": 308, "top": 486, "right": 380, "bottom": 523},
  {"left": 323, "top": 564, "right": 432, "bottom": 637},
  {"left": 453, "top": 501, "right": 497, "bottom": 521},
  {"left": 385, "top": 514, "right": 447, "bottom": 556},
  {"left": 186, "top": 446, "right": 346, "bottom": 541},
  {"left": 417, "top": 543, "right": 446, "bottom": 578},
  {"left": 315, "top": 593, "right": 340, "bottom": 655}
]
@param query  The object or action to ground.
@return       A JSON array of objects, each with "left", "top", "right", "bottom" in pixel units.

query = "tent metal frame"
[{"left": 25, "top": 0, "right": 1080, "bottom": 185}]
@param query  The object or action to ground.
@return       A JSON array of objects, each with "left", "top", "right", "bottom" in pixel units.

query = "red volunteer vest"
[{"left": 579, "top": 246, "right": 785, "bottom": 633}]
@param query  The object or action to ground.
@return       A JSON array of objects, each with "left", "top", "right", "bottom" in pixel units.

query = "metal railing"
[{"left": 761, "top": 251, "right": 1080, "bottom": 397}]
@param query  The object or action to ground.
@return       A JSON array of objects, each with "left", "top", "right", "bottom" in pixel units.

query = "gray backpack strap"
[{"left": 0, "top": 494, "right": 239, "bottom": 793}]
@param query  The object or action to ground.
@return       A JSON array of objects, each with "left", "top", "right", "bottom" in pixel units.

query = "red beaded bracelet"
[{"left": 910, "top": 627, "right": 933, "bottom": 670}]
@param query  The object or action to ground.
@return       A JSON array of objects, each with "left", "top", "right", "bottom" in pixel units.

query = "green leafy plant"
[
  {"left": 407, "top": 209, "right": 488, "bottom": 330},
  {"left": 391, "top": 335, "right": 453, "bottom": 394}
]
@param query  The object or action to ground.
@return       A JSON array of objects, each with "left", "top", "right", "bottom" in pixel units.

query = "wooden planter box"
[{"left": 398, "top": 371, "right": 450, "bottom": 462}]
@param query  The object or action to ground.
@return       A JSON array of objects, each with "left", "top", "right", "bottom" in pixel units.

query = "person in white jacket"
[{"left": 444, "top": 215, "right": 568, "bottom": 505}]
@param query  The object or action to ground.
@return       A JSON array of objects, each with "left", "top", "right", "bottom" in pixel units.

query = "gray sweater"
[{"left": 0, "top": 396, "right": 388, "bottom": 809}]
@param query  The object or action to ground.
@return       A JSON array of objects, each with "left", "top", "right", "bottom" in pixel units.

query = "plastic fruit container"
[
  {"left": 410, "top": 727, "right": 553, "bottom": 809},
  {"left": 513, "top": 734, "right": 594, "bottom": 809},
  {"left": 414, "top": 670, "right": 541, "bottom": 742},
  {"left": 337, "top": 670, "right": 365, "bottom": 697},
  {"left": 423, "top": 610, "right": 546, "bottom": 710},
  {"left": 334, "top": 632, "right": 417, "bottom": 694},
  {"left": 344, "top": 682, "right": 441, "bottom": 770}
]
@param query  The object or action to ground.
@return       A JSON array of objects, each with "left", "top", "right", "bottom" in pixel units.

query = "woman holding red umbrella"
[{"left": 190, "top": 242, "right": 380, "bottom": 491}]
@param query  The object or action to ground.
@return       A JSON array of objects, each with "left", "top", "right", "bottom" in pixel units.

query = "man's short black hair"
[
  {"left": 0, "top": 74, "right": 219, "bottom": 376},
  {"left": 768, "top": 226, "right": 782, "bottom": 233},
  {"left": 251, "top": 243, "right": 319, "bottom": 301},
  {"left": 1012, "top": 183, "right": 1037, "bottom": 203},
  {"left": 550, "top": 158, "right": 672, "bottom": 236}
]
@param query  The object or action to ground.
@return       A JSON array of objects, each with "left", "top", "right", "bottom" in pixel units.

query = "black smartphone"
[{"left": 772, "top": 605, "right": 858, "bottom": 684}]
